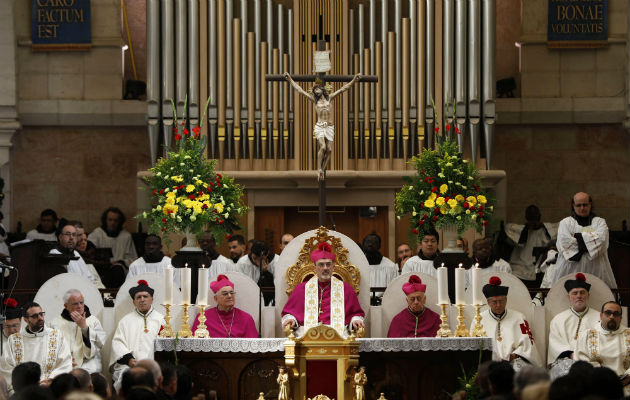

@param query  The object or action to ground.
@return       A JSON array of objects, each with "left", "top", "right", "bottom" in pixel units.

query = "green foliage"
[{"left": 395, "top": 140, "right": 494, "bottom": 240}]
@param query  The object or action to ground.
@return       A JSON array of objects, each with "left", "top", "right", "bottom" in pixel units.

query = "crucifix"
[{"left": 267, "top": 32, "right": 377, "bottom": 226}]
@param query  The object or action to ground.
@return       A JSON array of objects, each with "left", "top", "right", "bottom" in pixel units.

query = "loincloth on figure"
[{"left": 314, "top": 121, "right": 334, "bottom": 141}]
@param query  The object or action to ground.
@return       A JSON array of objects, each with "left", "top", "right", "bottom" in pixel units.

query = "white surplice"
[
  {"left": 88, "top": 227, "right": 138, "bottom": 268},
  {"left": 0, "top": 325, "right": 72, "bottom": 386},
  {"left": 369, "top": 257, "right": 398, "bottom": 297},
  {"left": 506, "top": 223, "right": 558, "bottom": 281},
  {"left": 465, "top": 259, "right": 512, "bottom": 288},
  {"left": 49, "top": 248, "right": 103, "bottom": 287},
  {"left": 401, "top": 256, "right": 438, "bottom": 278},
  {"left": 236, "top": 254, "right": 278, "bottom": 282},
  {"left": 109, "top": 307, "right": 164, "bottom": 383},
  {"left": 472, "top": 308, "right": 541, "bottom": 366},
  {"left": 575, "top": 324, "right": 630, "bottom": 378},
  {"left": 547, "top": 216, "right": 616, "bottom": 288},
  {"left": 126, "top": 255, "right": 181, "bottom": 287},
  {"left": 26, "top": 229, "right": 57, "bottom": 241},
  {"left": 547, "top": 307, "right": 600, "bottom": 365}
]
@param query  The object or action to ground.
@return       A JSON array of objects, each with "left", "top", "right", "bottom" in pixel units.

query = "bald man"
[{"left": 546, "top": 192, "right": 616, "bottom": 288}]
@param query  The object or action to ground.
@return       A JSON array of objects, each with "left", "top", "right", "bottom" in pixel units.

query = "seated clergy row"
[{"left": 0, "top": 243, "right": 624, "bottom": 388}]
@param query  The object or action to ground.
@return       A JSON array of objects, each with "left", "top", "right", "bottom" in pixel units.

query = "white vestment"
[
  {"left": 236, "top": 254, "right": 278, "bottom": 282},
  {"left": 1, "top": 333, "right": 10, "bottom": 358},
  {"left": 109, "top": 307, "right": 164, "bottom": 384},
  {"left": 369, "top": 257, "right": 398, "bottom": 297},
  {"left": 506, "top": 223, "right": 558, "bottom": 281},
  {"left": 127, "top": 256, "right": 180, "bottom": 287},
  {"left": 0, "top": 326, "right": 72, "bottom": 386},
  {"left": 547, "top": 307, "right": 600, "bottom": 365},
  {"left": 473, "top": 308, "right": 541, "bottom": 366},
  {"left": 401, "top": 256, "right": 438, "bottom": 278},
  {"left": 575, "top": 324, "right": 630, "bottom": 378},
  {"left": 88, "top": 227, "right": 138, "bottom": 268},
  {"left": 26, "top": 229, "right": 57, "bottom": 241},
  {"left": 49, "top": 248, "right": 103, "bottom": 287},
  {"left": 50, "top": 314, "right": 107, "bottom": 373},
  {"left": 465, "top": 259, "right": 512, "bottom": 288},
  {"left": 547, "top": 216, "right": 616, "bottom": 288}
]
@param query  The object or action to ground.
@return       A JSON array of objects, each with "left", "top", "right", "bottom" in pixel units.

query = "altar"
[{"left": 155, "top": 337, "right": 492, "bottom": 400}]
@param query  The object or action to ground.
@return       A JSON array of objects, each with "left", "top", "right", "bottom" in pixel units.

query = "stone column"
[{"left": 0, "top": 0, "right": 20, "bottom": 229}]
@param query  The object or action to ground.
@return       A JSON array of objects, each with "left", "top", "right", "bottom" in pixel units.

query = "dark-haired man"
[
  {"left": 198, "top": 232, "right": 234, "bottom": 278},
  {"left": 362, "top": 233, "right": 397, "bottom": 300},
  {"left": 237, "top": 240, "right": 277, "bottom": 305},
  {"left": 50, "top": 222, "right": 102, "bottom": 287},
  {"left": 546, "top": 192, "right": 616, "bottom": 288},
  {"left": 402, "top": 231, "right": 441, "bottom": 277},
  {"left": 88, "top": 207, "right": 138, "bottom": 270},
  {"left": 26, "top": 209, "right": 58, "bottom": 241},
  {"left": 227, "top": 234, "right": 246, "bottom": 263},
  {"left": 109, "top": 280, "right": 164, "bottom": 388},
  {"left": 127, "top": 235, "right": 174, "bottom": 282},
  {"left": 575, "top": 301, "right": 630, "bottom": 388},
  {"left": 0, "top": 302, "right": 72, "bottom": 386}
]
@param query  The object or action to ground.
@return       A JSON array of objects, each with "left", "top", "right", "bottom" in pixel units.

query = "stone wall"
[
  {"left": 11, "top": 126, "right": 150, "bottom": 233},
  {"left": 493, "top": 124, "right": 630, "bottom": 227}
]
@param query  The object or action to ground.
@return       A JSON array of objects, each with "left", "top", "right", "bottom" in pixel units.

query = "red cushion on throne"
[{"left": 306, "top": 360, "right": 337, "bottom": 399}]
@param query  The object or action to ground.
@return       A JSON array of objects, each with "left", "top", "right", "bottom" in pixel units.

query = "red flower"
[
  {"left": 428, "top": 177, "right": 434, "bottom": 183},
  {"left": 209, "top": 182, "right": 214, "bottom": 187},
  {"left": 451, "top": 193, "right": 457, "bottom": 198},
  {"left": 432, "top": 187, "right": 437, "bottom": 192},
  {"left": 483, "top": 220, "right": 489, "bottom": 226},
  {"left": 213, "top": 209, "right": 217, "bottom": 213},
  {"left": 478, "top": 212, "right": 484, "bottom": 218},
  {"left": 161, "top": 218, "right": 167, "bottom": 223},
  {"left": 193, "top": 126, "right": 201, "bottom": 138},
  {"left": 478, "top": 205, "right": 484, "bottom": 211},
  {"left": 189, "top": 195, "right": 195, "bottom": 200},
  {"left": 421, "top": 169, "right": 426, "bottom": 174},
  {"left": 183, "top": 128, "right": 189, "bottom": 135},
  {"left": 434, "top": 127, "right": 439, "bottom": 133},
  {"left": 152, "top": 190, "right": 157, "bottom": 195},
  {"left": 161, "top": 227, "right": 166, "bottom": 231},
  {"left": 445, "top": 197, "right": 450, "bottom": 202},
  {"left": 216, "top": 182, "right": 222, "bottom": 187},
  {"left": 207, "top": 187, "right": 213, "bottom": 193},
  {"left": 419, "top": 220, "right": 424, "bottom": 225},
  {"left": 434, "top": 207, "right": 440, "bottom": 214},
  {"left": 217, "top": 173, "right": 222, "bottom": 179},
  {"left": 202, "top": 204, "right": 208, "bottom": 209},
  {"left": 424, "top": 177, "right": 429, "bottom": 183},
  {"left": 420, "top": 202, "right": 424, "bottom": 208},
  {"left": 455, "top": 126, "right": 461, "bottom": 134},
  {"left": 219, "top": 220, "right": 224, "bottom": 225},
  {"left": 225, "top": 234, "right": 232, "bottom": 240},
  {"left": 432, "top": 216, "right": 439, "bottom": 221},
  {"left": 159, "top": 189, "right": 165, "bottom": 195},
  {"left": 445, "top": 124, "right": 451, "bottom": 131},
  {"left": 412, "top": 228, "right": 418, "bottom": 234},
  {"left": 469, "top": 206, "right": 475, "bottom": 212},
  {"left": 174, "top": 134, "right": 182, "bottom": 141},
  {"left": 173, "top": 126, "right": 178, "bottom": 133},
  {"left": 422, "top": 214, "right": 428, "bottom": 220},
  {"left": 463, "top": 202, "right": 469, "bottom": 209},
  {"left": 489, "top": 276, "right": 501, "bottom": 285}
]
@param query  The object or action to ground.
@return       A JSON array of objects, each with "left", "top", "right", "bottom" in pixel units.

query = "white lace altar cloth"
[{"left": 154, "top": 337, "right": 492, "bottom": 353}]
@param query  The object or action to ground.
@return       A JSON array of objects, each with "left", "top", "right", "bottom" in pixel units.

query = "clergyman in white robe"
[
  {"left": 109, "top": 306, "right": 164, "bottom": 384},
  {"left": 88, "top": 227, "right": 138, "bottom": 268},
  {"left": 465, "top": 259, "right": 512, "bottom": 288},
  {"left": 546, "top": 204, "right": 616, "bottom": 288},
  {"left": 49, "top": 248, "right": 103, "bottom": 288},
  {"left": 506, "top": 221, "right": 558, "bottom": 281},
  {"left": 50, "top": 305, "right": 107, "bottom": 373},
  {"left": 369, "top": 256, "right": 398, "bottom": 297},
  {"left": 0, "top": 325, "right": 72, "bottom": 386}
]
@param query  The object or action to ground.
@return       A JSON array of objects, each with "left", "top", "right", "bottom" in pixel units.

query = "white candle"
[
  {"left": 455, "top": 265, "right": 466, "bottom": 305},
  {"left": 164, "top": 266, "right": 174, "bottom": 305},
  {"left": 181, "top": 267, "right": 191, "bottom": 304},
  {"left": 197, "top": 268, "right": 209, "bottom": 306},
  {"left": 437, "top": 266, "right": 449, "bottom": 305},
  {"left": 472, "top": 265, "right": 484, "bottom": 305}
]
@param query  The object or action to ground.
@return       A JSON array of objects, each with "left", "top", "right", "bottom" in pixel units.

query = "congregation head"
[
  {"left": 136, "top": 359, "right": 162, "bottom": 389},
  {"left": 101, "top": 207, "right": 126, "bottom": 234},
  {"left": 571, "top": 192, "right": 593, "bottom": 217},
  {"left": 12, "top": 361, "right": 41, "bottom": 392},
  {"left": 70, "top": 368, "right": 92, "bottom": 392},
  {"left": 90, "top": 372, "right": 110, "bottom": 399},
  {"left": 159, "top": 361, "right": 178, "bottom": 396},
  {"left": 49, "top": 372, "right": 81, "bottom": 399},
  {"left": 120, "top": 366, "right": 155, "bottom": 397},
  {"left": 487, "top": 360, "right": 514, "bottom": 396}
]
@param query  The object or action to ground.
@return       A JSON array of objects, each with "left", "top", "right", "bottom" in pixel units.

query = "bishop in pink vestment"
[
  {"left": 387, "top": 275, "right": 441, "bottom": 337},
  {"left": 192, "top": 275, "right": 258, "bottom": 338},
  {"left": 281, "top": 242, "right": 365, "bottom": 332}
]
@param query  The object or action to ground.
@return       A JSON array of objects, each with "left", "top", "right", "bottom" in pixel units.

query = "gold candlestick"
[
  {"left": 193, "top": 305, "right": 210, "bottom": 338},
  {"left": 470, "top": 304, "right": 487, "bottom": 337},
  {"left": 178, "top": 304, "right": 193, "bottom": 338},
  {"left": 159, "top": 304, "right": 174, "bottom": 338},
  {"left": 436, "top": 304, "right": 453, "bottom": 337},
  {"left": 455, "top": 304, "right": 470, "bottom": 337}
]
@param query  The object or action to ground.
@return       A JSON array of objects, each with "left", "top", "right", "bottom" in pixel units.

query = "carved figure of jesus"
[{"left": 284, "top": 72, "right": 362, "bottom": 181}]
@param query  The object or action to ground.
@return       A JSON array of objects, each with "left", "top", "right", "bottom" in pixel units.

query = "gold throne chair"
[{"left": 280, "top": 226, "right": 366, "bottom": 400}]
